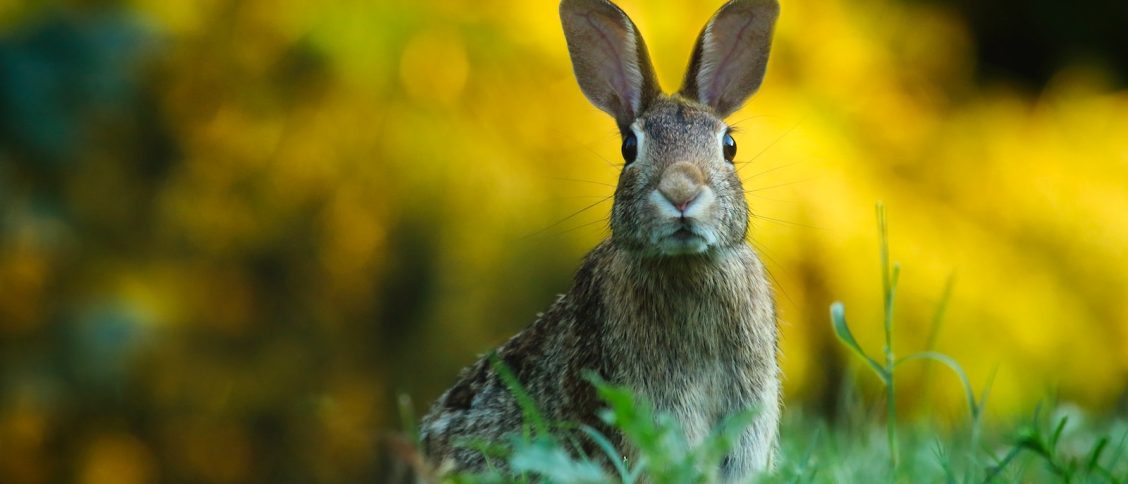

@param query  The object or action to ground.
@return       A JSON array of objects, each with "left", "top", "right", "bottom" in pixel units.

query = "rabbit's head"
[{"left": 561, "top": 0, "right": 778, "bottom": 257}]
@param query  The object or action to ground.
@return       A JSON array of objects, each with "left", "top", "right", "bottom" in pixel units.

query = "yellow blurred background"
[{"left": 0, "top": 0, "right": 1125, "bottom": 481}]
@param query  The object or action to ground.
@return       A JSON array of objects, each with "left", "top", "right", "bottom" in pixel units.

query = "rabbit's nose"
[{"left": 658, "top": 161, "right": 705, "bottom": 212}]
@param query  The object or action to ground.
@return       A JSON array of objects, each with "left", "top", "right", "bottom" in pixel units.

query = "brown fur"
[{"left": 419, "top": 0, "right": 781, "bottom": 480}]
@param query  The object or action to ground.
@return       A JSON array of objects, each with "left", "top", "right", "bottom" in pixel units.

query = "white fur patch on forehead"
[
  {"left": 628, "top": 120, "right": 648, "bottom": 165},
  {"left": 631, "top": 119, "right": 649, "bottom": 145},
  {"left": 629, "top": 120, "right": 645, "bottom": 139},
  {"left": 715, "top": 125, "right": 730, "bottom": 145}
]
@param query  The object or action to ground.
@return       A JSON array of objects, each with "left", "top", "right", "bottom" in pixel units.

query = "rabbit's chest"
[
  {"left": 609, "top": 306, "right": 768, "bottom": 441},
  {"left": 599, "top": 245, "right": 778, "bottom": 444},
  {"left": 650, "top": 359, "right": 737, "bottom": 442}
]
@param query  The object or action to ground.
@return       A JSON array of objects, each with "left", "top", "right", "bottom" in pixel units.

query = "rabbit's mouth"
[
  {"left": 672, "top": 227, "right": 696, "bottom": 240},
  {"left": 652, "top": 223, "right": 715, "bottom": 255}
]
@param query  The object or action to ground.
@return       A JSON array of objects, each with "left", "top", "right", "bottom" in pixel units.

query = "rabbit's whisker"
[
  {"left": 745, "top": 236, "right": 798, "bottom": 310},
  {"left": 744, "top": 177, "right": 817, "bottom": 193},
  {"left": 519, "top": 195, "right": 613, "bottom": 240},
  {"left": 745, "top": 193, "right": 796, "bottom": 203},
  {"left": 550, "top": 177, "right": 616, "bottom": 188},
  {"left": 750, "top": 212, "right": 818, "bottom": 230},
  {"left": 739, "top": 160, "right": 801, "bottom": 180},
  {"left": 555, "top": 217, "right": 611, "bottom": 237},
  {"left": 557, "top": 194, "right": 617, "bottom": 200},
  {"left": 735, "top": 120, "right": 801, "bottom": 173},
  {"left": 567, "top": 131, "right": 623, "bottom": 170},
  {"left": 727, "top": 114, "right": 771, "bottom": 126}
]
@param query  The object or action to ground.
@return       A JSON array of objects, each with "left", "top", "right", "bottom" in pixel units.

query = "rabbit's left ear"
[
  {"left": 560, "top": 0, "right": 661, "bottom": 129},
  {"left": 680, "top": 0, "right": 779, "bottom": 118}
]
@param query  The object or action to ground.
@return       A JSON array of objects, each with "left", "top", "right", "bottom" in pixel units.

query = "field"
[
  {"left": 2, "top": 0, "right": 1126, "bottom": 481},
  {"left": 418, "top": 389, "right": 1128, "bottom": 482}
]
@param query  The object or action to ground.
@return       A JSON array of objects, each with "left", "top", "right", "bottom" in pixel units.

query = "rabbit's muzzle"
[
  {"left": 657, "top": 161, "right": 706, "bottom": 212},
  {"left": 647, "top": 161, "right": 719, "bottom": 255}
]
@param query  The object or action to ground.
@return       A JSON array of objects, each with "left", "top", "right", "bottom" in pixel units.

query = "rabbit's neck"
[{"left": 599, "top": 242, "right": 774, "bottom": 338}]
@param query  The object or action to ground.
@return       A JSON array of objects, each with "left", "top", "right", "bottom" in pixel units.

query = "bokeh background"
[{"left": 1, "top": 0, "right": 1126, "bottom": 481}]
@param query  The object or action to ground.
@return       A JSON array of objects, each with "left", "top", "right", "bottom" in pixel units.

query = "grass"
[{"left": 413, "top": 204, "right": 1128, "bottom": 483}]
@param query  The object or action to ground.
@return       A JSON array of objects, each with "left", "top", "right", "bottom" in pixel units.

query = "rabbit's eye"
[
  {"left": 621, "top": 133, "right": 638, "bottom": 164},
  {"left": 723, "top": 132, "right": 737, "bottom": 162}
]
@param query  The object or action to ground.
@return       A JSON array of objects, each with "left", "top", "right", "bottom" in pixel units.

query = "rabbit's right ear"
[
  {"left": 560, "top": 0, "right": 661, "bottom": 129},
  {"left": 680, "top": 0, "right": 779, "bottom": 118}
]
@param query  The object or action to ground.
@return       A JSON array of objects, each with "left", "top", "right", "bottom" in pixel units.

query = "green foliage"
[
  {"left": 447, "top": 371, "right": 761, "bottom": 483},
  {"left": 444, "top": 373, "right": 1128, "bottom": 483},
  {"left": 984, "top": 406, "right": 1128, "bottom": 483}
]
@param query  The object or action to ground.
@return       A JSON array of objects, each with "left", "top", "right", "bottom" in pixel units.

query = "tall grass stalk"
[
  {"left": 918, "top": 274, "right": 955, "bottom": 408},
  {"left": 830, "top": 203, "right": 986, "bottom": 471},
  {"left": 877, "top": 204, "right": 901, "bottom": 468}
]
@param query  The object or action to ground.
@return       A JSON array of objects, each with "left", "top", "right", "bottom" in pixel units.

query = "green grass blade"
[
  {"left": 876, "top": 203, "right": 897, "bottom": 355},
  {"left": 929, "top": 438, "right": 957, "bottom": 484},
  {"left": 788, "top": 426, "right": 822, "bottom": 484},
  {"left": 977, "top": 367, "right": 998, "bottom": 421},
  {"left": 984, "top": 445, "right": 1025, "bottom": 483},
  {"left": 968, "top": 366, "right": 999, "bottom": 454},
  {"left": 584, "top": 372, "right": 663, "bottom": 460},
  {"left": 1105, "top": 428, "right": 1128, "bottom": 476},
  {"left": 877, "top": 203, "right": 891, "bottom": 318},
  {"left": 896, "top": 351, "right": 979, "bottom": 421},
  {"left": 925, "top": 275, "right": 956, "bottom": 353},
  {"left": 885, "top": 263, "right": 900, "bottom": 343},
  {"left": 508, "top": 436, "right": 609, "bottom": 483},
  {"left": 397, "top": 393, "right": 420, "bottom": 445},
  {"left": 489, "top": 352, "right": 549, "bottom": 437},
  {"left": 830, "top": 302, "right": 889, "bottom": 384},
  {"left": 1087, "top": 436, "right": 1109, "bottom": 471},
  {"left": 918, "top": 275, "right": 956, "bottom": 411},
  {"left": 698, "top": 407, "right": 761, "bottom": 470},
  {"left": 1050, "top": 416, "right": 1068, "bottom": 447},
  {"left": 453, "top": 436, "right": 510, "bottom": 473},
  {"left": 580, "top": 424, "right": 633, "bottom": 483}
]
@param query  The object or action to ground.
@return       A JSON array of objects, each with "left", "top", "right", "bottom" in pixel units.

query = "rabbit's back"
[{"left": 418, "top": 253, "right": 612, "bottom": 473}]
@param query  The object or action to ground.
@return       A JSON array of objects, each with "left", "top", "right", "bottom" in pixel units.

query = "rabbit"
[{"left": 419, "top": 0, "right": 781, "bottom": 480}]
